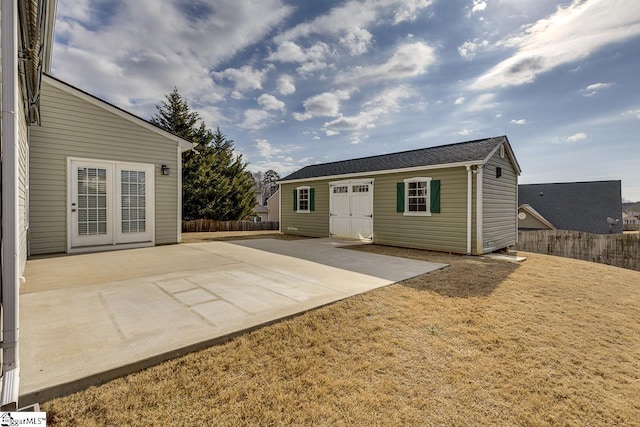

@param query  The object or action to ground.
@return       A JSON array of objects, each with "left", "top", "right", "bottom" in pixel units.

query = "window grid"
[
  {"left": 352, "top": 185, "right": 369, "bottom": 193},
  {"left": 407, "top": 181, "right": 428, "bottom": 212},
  {"left": 333, "top": 186, "right": 348, "bottom": 194},
  {"left": 121, "top": 170, "right": 146, "bottom": 233},
  {"left": 77, "top": 167, "right": 108, "bottom": 236},
  {"left": 298, "top": 188, "right": 309, "bottom": 211}
]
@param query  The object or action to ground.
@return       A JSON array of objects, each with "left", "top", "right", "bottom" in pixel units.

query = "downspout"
[
  {"left": 476, "top": 165, "right": 484, "bottom": 255},
  {"left": 465, "top": 166, "right": 472, "bottom": 255},
  {"left": 278, "top": 184, "right": 281, "bottom": 231},
  {"left": 177, "top": 146, "right": 182, "bottom": 243},
  {"left": 1, "top": 0, "right": 22, "bottom": 410}
]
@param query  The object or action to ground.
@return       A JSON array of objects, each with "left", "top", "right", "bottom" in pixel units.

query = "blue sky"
[{"left": 52, "top": 0, "right": 640, "bottom": 200}]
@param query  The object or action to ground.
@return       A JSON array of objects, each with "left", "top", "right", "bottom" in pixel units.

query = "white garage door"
[{"left": 329, "top": 179, "right": 373, "bottom": 240}]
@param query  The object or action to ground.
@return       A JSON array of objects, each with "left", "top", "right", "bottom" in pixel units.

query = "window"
[
  {"left": 352, "top": 185, "right": 369, "bottom": 193},
  {"left": 397, "top": 178, "right": 440, "bottom": 215},
  {"left": 496, "top": 166, "right": 502, "bottom": 178},
  {"left": 333, "top": 186, "right": 348, "bottom": 194},
  {"left": 294, "top": 186, "right": 314, "bottom": 213},
  {"left": 403, "top": 177, "right": 432, "bottom": 216}
]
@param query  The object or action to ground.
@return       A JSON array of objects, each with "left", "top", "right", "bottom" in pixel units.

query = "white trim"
[
  {"left": 177, "top": 146, "right": 182, "bottom": 243},
  {"left": 67, "top": 157, "right": 156, "bottom": 252},
  {"left": 296, "top": 186, "right": 311, "bottom": 213},
  {"left": 403, "top": 177, "right": 432, "bottom": 217},
  {"left": 481, "top": 138, "right": 521, "bottom": 176},
  {"left": 43, "top": 75, "right": 193, "bottom": 151},
  {"left": 476, "top": 167, "right": 484, "bottom": 254},
  {"left": 1, "top": 0, "right": 21, "bottom": 409},
  {"left": 466, "top": 165, "right": 473, "bottom": 255},
  {"left": 278, "top": 160, "right": 483, "bottom": 185},
  {"left": 278, "top": 185, "right": 282, "bottom": 231}
]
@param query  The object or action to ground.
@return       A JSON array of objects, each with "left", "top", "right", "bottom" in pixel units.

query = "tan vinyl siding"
[
  {"left": 28, "top": 80, "right": 180, "bottom": 255},
  {"left": 518, "top": 208, "right": 553, "bottom": 230},
  {"left": 373, "top": 167, "right": 470, "bottom": 253},
  {"left": 482, "top": 149, "right": 518, "bottom": 251},
  {"left": 281, "top": 165, "right": 476, "bottom": 254},
  {"left": 280, "top": 182, "right": 330, "bottom": 237},
  {"left": 18, "top": 85, "right": 29, "bottom": 273}
]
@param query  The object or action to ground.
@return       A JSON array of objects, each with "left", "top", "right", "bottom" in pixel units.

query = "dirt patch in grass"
[{"left": 43, "top": 247, "right": 640, "bottom": 426}]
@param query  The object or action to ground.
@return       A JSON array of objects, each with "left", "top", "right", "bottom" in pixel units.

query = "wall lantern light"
[{"left": 161, "top": 164, "right": 170, "bottom": 176}]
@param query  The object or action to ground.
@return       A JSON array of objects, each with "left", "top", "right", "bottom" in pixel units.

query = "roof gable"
[
  {"left": 281, "top": 136, "right": 518, "bottom": 182},
  {"left": 518, "top": 180, "right": 623, "bottom": 234},
  {"left": 42, "top": 74, "right": 193, "bottom": 151}
]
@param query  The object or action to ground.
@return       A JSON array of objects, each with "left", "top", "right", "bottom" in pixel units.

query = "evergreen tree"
[
  {"left": 262, "top": 169, "right": 280, "bottom": 199},
  {"left": 151, "top": 89, "right": 255, "bottom": 220}
]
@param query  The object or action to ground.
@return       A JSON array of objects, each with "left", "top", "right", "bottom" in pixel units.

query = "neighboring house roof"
[
  {"left": 518, "top": 180, "right": 623, "bottom": 234},
  {"left": 254, "top": 204, "right": 269, "bottom": 214},
  {"left": 518, "top": 204, "right": 557, "bottom": 230},
  {"left": 42, "top": 74, "right": 194, "bottom": 151},
  {"left": 280, "top": 136, "right": 520, "bottom": 182},
  {"left": 624, "top": 201, "right": 640, "bottom": 213}
]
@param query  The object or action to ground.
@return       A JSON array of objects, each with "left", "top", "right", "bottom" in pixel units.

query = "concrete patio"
[{"left": 19, "top": 238, "right": 447, "bottom": 404}]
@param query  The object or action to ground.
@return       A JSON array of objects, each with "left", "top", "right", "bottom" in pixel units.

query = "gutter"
[{"left": 1, "top": 0, "right": 22, "bottom": 410}]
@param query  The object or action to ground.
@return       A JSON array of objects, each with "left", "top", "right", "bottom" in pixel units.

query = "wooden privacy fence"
[
  {"left": 517, "top": 230, "right": 640, "bottom": 271},
  {"left": 182, "top": 220, "right": 279, "bottom": 233}
]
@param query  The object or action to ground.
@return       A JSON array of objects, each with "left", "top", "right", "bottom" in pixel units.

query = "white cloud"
[
  {"left": 583, "top": 82, "right": 613, "bottom": 96},
  {"left": 454, "top": 97, "right": 465, "bottom": 105},
  {"left": 213, "top": 65, "right": 270, "bottom": 91},
  {"left": 458, "top": 38, "right": 488, "bottom": 60},
  {"left": 293, "top": 90, "right": 351, "bottom": 121},
  {"left": 471, "top": 1, "right": 487, "bottom": 13},
  {"left": 53, "top": 0, "right": 292, "bottom": 117},
  {"left": 566, "top": 132, "right": 587, "bottom": 142},
  {"left": 458, "top": 128, "right": 472, "bottom": 135},
  {"left": 471, "top": 0, "right": 640, "bottom": 90},
  {"left": 275, "top": 0, "right": 433, "bottom": 43},
  {"left": 240, "top": 109, "right": 271, "bottom": 129},
  {"left": 257, "top": 94, "right": 286, "bottom": 111},
  {"left": 467, "top": 93, "right": 499, "bottom": 111},
  {"left": 276, "top": 75, "right": 296, "bottom": 95},
  {"left": 325, "top": 130, "right": 341, "bottom": 136},
  {"left": 339, "top": 27, "right": 373, "bottom": 55},
  {"left": 495, "top": 113, "right": 503, "bottom": 118},
  {"left": 510, "top": 119, "right": 527, "bottom": 125},
  {"left": 255, "top": 138, "right": 281, "bottom": 158},
  {"left": 622, "top": 109, "right": 640, "bottom": 119},
  {"left": 338, "top": 41, "right": 436, "bottom": 83},
  {"left": 323, "top": 86, "right": 414, "bottom": 131}
]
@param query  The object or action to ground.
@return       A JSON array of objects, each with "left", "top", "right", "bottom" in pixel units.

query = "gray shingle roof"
[
  {"left": 281, "top": 136, "right": 509, "bottom": 181},
  {"left": 518, "top": 181, "right": 623, "bottom": 234}
]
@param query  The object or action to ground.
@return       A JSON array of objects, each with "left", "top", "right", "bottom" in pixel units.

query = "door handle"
[{"left": 71, "top": 208, "right": 77, "bottom": 212}]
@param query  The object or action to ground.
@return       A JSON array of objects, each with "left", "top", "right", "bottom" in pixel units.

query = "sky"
[{"left": 51, "top": 0, "right": 640, "bottom": 200}]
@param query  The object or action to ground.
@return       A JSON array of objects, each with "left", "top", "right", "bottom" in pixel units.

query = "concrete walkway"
[{"left": 19, "top": 238, "right": 447, "bottom": 404}]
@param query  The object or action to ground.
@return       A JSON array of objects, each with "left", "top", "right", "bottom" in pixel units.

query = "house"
[
  {"left": 253, "top": 191, "right": 270, "bottom": 222},
  {"left": 624, "top": 201, "right": 640, "bottom": 218},
  {"left": 267, "top": 189, "right": 280, "bottom": 222},
  {"left": 278, "top": 136, "right": 520, "bottom": 255},
  {"left": 0, "top": 0, "right": 191, "bottom": 409},
  {"left": 622, "top": 212, "right": 639, "bottom": 225},
  {"left": 518, "top": 181, "right": 623, "bottom": 234}
]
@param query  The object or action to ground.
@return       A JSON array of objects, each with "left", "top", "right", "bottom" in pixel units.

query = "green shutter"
[
  {"left": 430, "top": 180, "right": 441, "bottom": 213},
  {"left": 396, "top": 182, "right": 404, "bottom": 212},
  {"left": 293, "top": 189, "right": 297, "bottom": 211},
  {"left": 309, "top": 188, "right": 315, "bottom": 211}
]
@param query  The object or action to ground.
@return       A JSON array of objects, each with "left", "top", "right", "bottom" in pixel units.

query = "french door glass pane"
[
  {"left": 121, "top": 170, "right": 146, "bottom": 233},
  {"left": 77, "top": 167, "right": 108, "bottom": 236}
]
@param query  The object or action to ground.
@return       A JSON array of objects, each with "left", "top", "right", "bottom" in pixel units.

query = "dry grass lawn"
[{"left": 43, "top": 244, "right": 640, "bottom": 426}]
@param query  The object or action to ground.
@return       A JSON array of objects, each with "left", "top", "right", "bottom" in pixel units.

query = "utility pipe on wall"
[
  {"left": 476, "top": 166, "right": 484, "bottom": 255},
  {"left": 1, "top": 0, "right": 22, "bottom": 410}
]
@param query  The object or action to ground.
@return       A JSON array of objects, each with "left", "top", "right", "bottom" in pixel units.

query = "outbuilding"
[{"left": 278, "top": 136, "right": 521, "bottom": 255}]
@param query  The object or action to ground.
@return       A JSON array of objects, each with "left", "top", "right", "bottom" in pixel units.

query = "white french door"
[{"left": 69, "top": 159, "right": 154, "bottom": 251}]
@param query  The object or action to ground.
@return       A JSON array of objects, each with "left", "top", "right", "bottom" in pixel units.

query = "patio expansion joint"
[{"left": 97, "top": 292, "right": 127, "bottom": 342}]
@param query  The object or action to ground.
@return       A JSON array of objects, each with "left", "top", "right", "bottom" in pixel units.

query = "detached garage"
[{"left": 279, "top": 136, "right": 521, "bottom": 255}]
